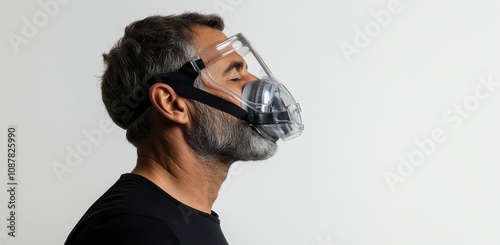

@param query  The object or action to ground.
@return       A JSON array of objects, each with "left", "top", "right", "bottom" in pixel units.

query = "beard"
[{"left": 184, "top": 100, "right": 277, "bottom": 164}]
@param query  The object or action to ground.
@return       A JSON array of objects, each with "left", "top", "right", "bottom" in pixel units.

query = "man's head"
[
  {"left": 101, "top": 13, "right": 223, "bottom": 145},
  {"left": 101, "top": 13, "right": 278, "bottom": 163}
]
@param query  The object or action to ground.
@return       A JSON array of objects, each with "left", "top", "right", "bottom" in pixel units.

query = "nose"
[{"left": 242, "top": 71, "right": 259, "bottom": 85}]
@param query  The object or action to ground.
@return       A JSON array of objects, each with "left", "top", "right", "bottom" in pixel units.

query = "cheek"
[
  {"left": 202, "top": 80, "right": 243, "bottom": 107},
  {"left": 224, "top": 83, "right": 243, "bottom": 96}
]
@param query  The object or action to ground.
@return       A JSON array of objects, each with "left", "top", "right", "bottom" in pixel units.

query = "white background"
[{"left": 2, "top": 0, "right": 500, "bottom": 244}]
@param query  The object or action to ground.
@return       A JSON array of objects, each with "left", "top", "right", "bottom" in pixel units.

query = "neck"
[{"left": 132, "top": 135, "right": 231, "bottom": 214}]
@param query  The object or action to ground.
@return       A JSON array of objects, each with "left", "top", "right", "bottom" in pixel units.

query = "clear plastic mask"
[{"left": 190, "top": 33, "right": 304, "bottom": 141}]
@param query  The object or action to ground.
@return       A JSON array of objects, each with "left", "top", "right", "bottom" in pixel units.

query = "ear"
[{"left": 149, "top": 83, "right": 190, "bottom": 125}]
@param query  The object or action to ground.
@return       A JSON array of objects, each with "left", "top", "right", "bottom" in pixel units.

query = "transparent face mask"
[{"left": 190, "top": 33, "right": 304, "bottom": 141}]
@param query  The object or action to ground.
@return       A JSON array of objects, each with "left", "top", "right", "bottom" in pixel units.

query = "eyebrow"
[{"left": 223, "top": 61, "right": 246, "bottom": 75}]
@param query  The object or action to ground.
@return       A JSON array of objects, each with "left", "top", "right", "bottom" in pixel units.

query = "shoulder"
[{"left": 72, "top": 214, "right": 179, "bottom": 245}]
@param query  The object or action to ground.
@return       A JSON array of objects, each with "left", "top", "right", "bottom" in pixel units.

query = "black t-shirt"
[{"left": 65, "top": 174, "right": 229, "bottom": 245}]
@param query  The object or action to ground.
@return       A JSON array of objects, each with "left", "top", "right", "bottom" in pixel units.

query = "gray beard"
[{"left": 184, "top": 100, "right": 277, "bottom": 164}]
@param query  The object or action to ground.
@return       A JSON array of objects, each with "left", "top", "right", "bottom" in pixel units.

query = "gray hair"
[{"left": 100, "top": 13, "right": 224, "bottom": 147}]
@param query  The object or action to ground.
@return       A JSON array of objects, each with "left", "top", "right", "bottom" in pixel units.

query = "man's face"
[
  {"left": 183, "top": 26, "right": 277, "bottom": 163},
  {"left": 191, "top": 26, "right": 259, "bottom": 105}
]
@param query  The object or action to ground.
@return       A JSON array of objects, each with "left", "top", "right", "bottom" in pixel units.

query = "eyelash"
[{"left": 229, "top": 77, "right": 241, "bottom": 82}]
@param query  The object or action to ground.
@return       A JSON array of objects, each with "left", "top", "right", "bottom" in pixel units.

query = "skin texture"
[{"left": 131, "top": 26, "right": 276, "bottom": 214}]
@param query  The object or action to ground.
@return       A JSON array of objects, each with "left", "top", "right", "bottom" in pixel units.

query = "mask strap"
[
  {"left": 166, "top": 63, "right": 292, "bottom": 125},
  {"left": 127, "top": 61, "right": 289, "bottom": 127},
  {"left": 247, "top": 111, "right": 290, "bottom": 124},
  {"left": 162, "top": 63, "right": 249, "bottom": 120},
  {"left": 127, "top": 62, "right": 248, "bottom": 126}
]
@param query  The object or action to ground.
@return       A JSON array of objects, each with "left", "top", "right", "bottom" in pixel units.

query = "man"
[{"left": 65, "top": 12, "right": 303, "bottom": 245}]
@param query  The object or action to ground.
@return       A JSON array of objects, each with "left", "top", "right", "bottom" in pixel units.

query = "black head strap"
[{"left": 124, "top": 61, "right": 249, "bottom": 128}]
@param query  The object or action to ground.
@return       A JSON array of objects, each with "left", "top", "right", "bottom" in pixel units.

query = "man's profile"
[{"left": 65, "top": 12, "right": 303, "bottom": 245}]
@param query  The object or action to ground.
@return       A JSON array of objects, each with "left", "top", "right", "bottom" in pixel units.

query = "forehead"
[{"left": 190, "top": 26, "right": 228, "bottom": 53}]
